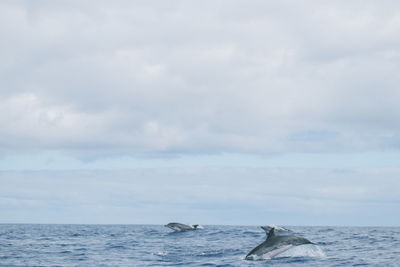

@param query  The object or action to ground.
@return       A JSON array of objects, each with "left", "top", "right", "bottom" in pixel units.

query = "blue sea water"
[{"left": 0, "top": 224, "right": 399, "bottom": 266}]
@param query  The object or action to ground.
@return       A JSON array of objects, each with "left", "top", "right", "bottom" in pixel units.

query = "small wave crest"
[
  {"left": 198, "top": 250, "right": 224, "bottom": 257},
  {"left": 154, "top": 251, "right": 168, "bottom": 257}
]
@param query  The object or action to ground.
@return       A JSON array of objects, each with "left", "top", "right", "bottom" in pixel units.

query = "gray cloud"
[{"left": 1, "top": 1, "right": 400, "bottom": 157}]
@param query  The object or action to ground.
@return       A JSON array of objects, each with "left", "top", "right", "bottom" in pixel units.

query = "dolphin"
[
  {"left": 164, "top": 222, "right": 199, "bottom": 232},
  {"left": 245, "top": 227, "right": 314, "bottom": 260}
]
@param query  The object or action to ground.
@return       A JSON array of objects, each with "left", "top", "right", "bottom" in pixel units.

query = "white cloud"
[
  {"left": 2, "top": 1, "right": 400, "bottom": 226},
  {"left": 1, "top": 1, "right": 400, "bottom": 157}
]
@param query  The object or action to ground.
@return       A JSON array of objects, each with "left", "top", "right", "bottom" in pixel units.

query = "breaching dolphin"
[
  {"left": 164, "top": 222, "right": 199, "bottom": 232},
  {"left": 245, "top": 227, "right": 314, "bottom": 260}
]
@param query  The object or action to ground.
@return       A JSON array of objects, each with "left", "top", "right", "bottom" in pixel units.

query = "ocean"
[{"left": 0, "top": 224, "right": 399, "bottom": 266}]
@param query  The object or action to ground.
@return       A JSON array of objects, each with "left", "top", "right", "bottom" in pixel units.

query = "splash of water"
[{"left": 276, "top": 244, "right": 326, "bottom": 258}]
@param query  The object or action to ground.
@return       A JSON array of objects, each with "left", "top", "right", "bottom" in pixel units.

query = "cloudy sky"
[{"left": 1, "top": 0, "right": 399, "bottom": 226}]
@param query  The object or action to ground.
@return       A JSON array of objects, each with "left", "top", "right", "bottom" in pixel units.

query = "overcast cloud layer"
[
  {"left": 1, "top": 1, "right": 400, "bottom": 226},
  {"left": 1, "top": 0, "right": 400, "bottom": 157}
]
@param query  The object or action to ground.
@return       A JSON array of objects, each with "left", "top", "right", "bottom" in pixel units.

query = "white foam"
[
  {"left": 246, "top": 244, "right": 326, "bottom": 261},
  {"left": 269, "top": 225, "right": 290, "bottom": 232},
  {"left": 261, "top": 225, "right": 292, "bottom": 234},
  {"left": 275, "top": 244, "right": 326, "bottom": 258}
]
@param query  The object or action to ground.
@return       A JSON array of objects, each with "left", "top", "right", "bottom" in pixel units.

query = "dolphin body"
[
  {"left": 164, "top": 222, "right": 199, "bottom": 232},
  {"left": 245, "top": 227, "right": 314, "bottom": 260}
]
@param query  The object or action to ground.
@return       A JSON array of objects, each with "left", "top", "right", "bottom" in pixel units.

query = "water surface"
[{"left": 0, "top": 224, "right": 399, "bottom": 266}]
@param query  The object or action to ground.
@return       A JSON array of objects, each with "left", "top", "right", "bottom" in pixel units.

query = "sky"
[{"left": 1, "top": 0, "right": 400, "bottom": 226}]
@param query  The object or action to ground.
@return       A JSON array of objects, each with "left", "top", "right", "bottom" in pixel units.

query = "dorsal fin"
[
  {"left": 261, "top": 226, "right": 272, "bottom": 233},
  {"left": 267, "top": 227, "right": 276, "bottom": 239}
]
